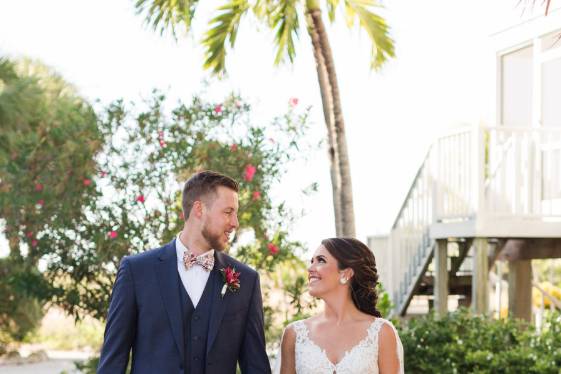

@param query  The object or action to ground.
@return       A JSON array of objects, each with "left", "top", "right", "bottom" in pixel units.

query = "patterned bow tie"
[{"left": 183, "top": 250, "right": 214, "bottom": 272}]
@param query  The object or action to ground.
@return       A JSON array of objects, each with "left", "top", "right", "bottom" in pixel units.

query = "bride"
[{"left": 278, "top": 237, "right": 404, "bottom": 374}]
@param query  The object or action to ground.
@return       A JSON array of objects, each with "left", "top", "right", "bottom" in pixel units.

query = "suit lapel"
[
  {"left": 155, "top": 239, "right": 185, "bottom": 360},
  {"left": 206, "top": 251, "right": 231, "bottom": 354}
]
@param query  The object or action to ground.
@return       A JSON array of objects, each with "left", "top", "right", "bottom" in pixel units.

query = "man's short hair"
[{"left": 182, "top": 170, "right": 239, "bottom": 219}]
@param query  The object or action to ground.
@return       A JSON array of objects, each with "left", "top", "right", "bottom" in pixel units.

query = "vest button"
[
  {"left": 194, "top": 356, "right": 200, "bottom": 361},
  {"left": 193, "top": 335, "right": 200, "bottom": 341}
]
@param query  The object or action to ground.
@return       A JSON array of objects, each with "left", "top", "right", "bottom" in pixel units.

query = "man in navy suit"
[{"left": 98, "top": 170, "right": 271, "bottom": 373}]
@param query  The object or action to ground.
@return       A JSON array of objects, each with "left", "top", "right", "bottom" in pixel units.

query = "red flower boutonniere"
[{"left": 219, "top": 266, "right": 241, "bottom": 298}]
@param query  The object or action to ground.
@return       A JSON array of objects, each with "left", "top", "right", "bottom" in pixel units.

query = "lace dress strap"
[{"left": 370, "top": 318, "right": 405, "bottom": 374}]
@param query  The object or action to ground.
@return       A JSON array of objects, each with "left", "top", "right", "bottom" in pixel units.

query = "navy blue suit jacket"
[{"left": 98, "top": 240, "right": 271, "bottom": 374}]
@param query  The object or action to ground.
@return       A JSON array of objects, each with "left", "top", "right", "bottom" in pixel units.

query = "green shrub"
[{"left": 398, "top": 309, "right": 561, "bottom": 374}]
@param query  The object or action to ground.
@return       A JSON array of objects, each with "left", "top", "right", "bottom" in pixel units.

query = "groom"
[{"left": 98, "top": 170, "right": 271, "bottom": 373}]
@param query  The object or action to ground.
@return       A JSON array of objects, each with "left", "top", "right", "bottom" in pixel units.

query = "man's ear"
[{"left": 193, "top": 200, "right": 204, "bottom": 218}]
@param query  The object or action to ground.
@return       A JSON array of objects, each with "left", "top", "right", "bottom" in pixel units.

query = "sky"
[{"left": 0, "top": 0, "right": 551, "bottom": 255}]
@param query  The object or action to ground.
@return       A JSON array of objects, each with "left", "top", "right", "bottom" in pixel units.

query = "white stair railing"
[{"left": 384, "top": 125, "right": 561, "bottom": 316}]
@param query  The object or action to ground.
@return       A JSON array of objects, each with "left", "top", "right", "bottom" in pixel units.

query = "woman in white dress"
[{"left": 279, "top": 238, "right": 404, "bottom": 374}]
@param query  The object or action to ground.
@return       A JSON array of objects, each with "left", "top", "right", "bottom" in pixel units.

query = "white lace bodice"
[{"left": 290, "top": 318, "right": 404, "bottom": 374}]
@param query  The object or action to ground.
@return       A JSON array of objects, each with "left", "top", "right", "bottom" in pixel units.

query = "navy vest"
[{"left": 179, "top": 272, "right": 216, "bottom": 374}]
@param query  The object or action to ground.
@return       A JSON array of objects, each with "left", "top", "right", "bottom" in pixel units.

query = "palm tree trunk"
[{"left": 306, "top": 5, "right": 356, "bottom": 237}]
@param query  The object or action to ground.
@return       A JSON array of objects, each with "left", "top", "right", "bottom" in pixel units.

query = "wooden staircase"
[{"left": 372, "top": 125, "right": 561, "bottom": 317}]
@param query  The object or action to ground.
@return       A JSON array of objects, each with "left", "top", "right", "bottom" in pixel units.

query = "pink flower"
[
  {"left": 267, "top": 243, "right": 279, "bottom": 255},
  {"left": 230, "top": 144, "right": 238, "bottom": 152},
  {"left": 252, "top": 191, "right": 261, "bottom": 201},
  {"left": 214, "top": 104, "right": 223, "bottom": 114},
  {"left": 158, "top": 130, "right": 164, "bottom": 139},
  {"left": 31, "top": 239, "right": 38, "bottom": 247},
  {"left": 159, "top": 140, "right": 166, "bottom": 148},
  {"left": 244, "top": 164, "right": 256, "bottom": 182},
  {"left": 83, "top": 178, "right": 92, "bottom": 186},
  {"left": 289, "top": 97, "right": 299, "bottom": 107},
  {"left": 35, "top": 183, "right": 43, "bottom": 192},
  {"left": 108, "top": 231, "right": 118, "bottom": 239},
  {"left": 234, "top": 100, "right": 242, "bottom": 108},
  {"left": 179, "top": 211, "right": 185, "bottom": 220},
  {"left": 26, "top": 231, "right": 33, "bottom": 238},
  {"left": 100, "top": 171, "right": 108, "bottom": 177},
  {"left": 136, "top": 195, "right": 145, "bottom": 203},
  {"left": 37, "top": 199, "right": 44, "bottom": 206}
]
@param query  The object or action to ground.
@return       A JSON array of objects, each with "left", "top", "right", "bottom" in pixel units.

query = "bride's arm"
[
  {"left": 378, "top": 323, "right": 402, "bottom": 374},
  {"left": 279, "top": 326, "right": 297, "bottom": 374}
]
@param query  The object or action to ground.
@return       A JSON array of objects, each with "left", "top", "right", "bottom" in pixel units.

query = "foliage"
[
  {"left": 134, "top": 0, "right": 394, "bottom": 73},
  {"left": 0, "top": 57, "right": 101, "bottom": 345},
  {"left": 398, "top": 308, "right": 561, "bottom": 373},
  {"left": 0, "top": 258, "right": 44, "bottom": 346}
]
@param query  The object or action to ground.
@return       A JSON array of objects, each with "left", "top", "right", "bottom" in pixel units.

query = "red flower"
[
  {"left": 108, "top": 231, "right": 118, "bottom": 239},
  {"left": 252, "top": 191, "right": 261, "bottom": 201},
  {"left": 26, "top": 231, "right": 34, "bottom": 238},
  {"left": 35, "top": 183, "right": 43, "bottom": 192},
  {"left": 159, "top": 140, "right": 166, "bottom": 148},
  {"left": 214, "top": 104, "right": 223, "bottom": 114},
  {"left": 289, "top": 97, "right": 299, "bottom": 107},
  {"left": 31, "top": 239, "right": 38, "bottom": 247},
  {"left": 219, "top": 266, "right": 241, "bottom": 297},
  {"left": 230, "top": 144, "right": 238, "bottom": 152},
  {"left": 244, "top": 164, "right": 256, "bottom": 182},
  {"left": 267, "top": 243, "right": 279, "bottom": 255},
  {"left": 83, "top": 178, "right": 92, "bottom": 186},
  {"left": 37, "top": 199, "right": 44, "bottom": 207},
  {"left": 136, "top": 195, "right": 146, "bottom": 203}
]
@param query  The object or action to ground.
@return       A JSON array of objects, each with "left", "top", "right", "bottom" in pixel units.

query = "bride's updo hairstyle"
[{"left": 321, "top": 237, "right": 382, "bottom": 318}]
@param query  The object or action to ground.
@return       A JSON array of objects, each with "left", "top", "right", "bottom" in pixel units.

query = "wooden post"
[
  {"left": 472, "top": 238, "right": 489, "bottom": 314},
  {"left": 508, "top": 260, "right": 532, "bottom": 322},
  {"left": 434, "top": 239, "right": 448, "bottom": 317}
]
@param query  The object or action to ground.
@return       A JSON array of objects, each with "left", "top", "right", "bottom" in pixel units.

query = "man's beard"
[{"left": 201, "top": 224, "right": 226, "bottom": 251}]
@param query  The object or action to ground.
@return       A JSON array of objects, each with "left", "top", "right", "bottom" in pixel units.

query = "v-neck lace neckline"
[{"left": 300, "top": 319, "right": 381, "bottom": 368}]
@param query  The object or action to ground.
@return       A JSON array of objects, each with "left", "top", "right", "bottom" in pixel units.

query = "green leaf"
[
  {"left": 325, "top": 0, "right": 340, "bottom": 22},
  {"left": 134, "top": 0, "right": 200, "bottom": 38},
  {"left": 202, "top": 0, "right": 250, "bottom": 74},
  {"left": 270, "top": 0, "right": 300, "bottom": 65},
  {"left": 344, "top": 0, "right": 395, "bottom": 69}
]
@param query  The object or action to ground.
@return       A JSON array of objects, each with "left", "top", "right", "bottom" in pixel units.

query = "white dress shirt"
[{"left": 176, "top": 236, "right": 214, "bottom": 308}]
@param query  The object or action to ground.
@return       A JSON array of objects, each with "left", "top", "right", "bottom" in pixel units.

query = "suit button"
[
  {"left": 193, "top": 335, "right": 200, "bottom": 341},
  {"left": 194, "top": 356, "right": 200, "bottom": 361},
  {"left": 193, "top": 315, "right": 200, "bottom": 321}
]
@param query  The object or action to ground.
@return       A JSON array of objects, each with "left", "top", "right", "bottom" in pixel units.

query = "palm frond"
[
  {"left": 134, "top": 0, "right": 199, "bottom": 38},
  {"left": 344, "top": 0, "right": 394, "bottom": 70},
  {"left": 270, "top": 0, "right": 300, "bottom": 65},
  {"left": 325, "top": 0, "right": 340, "bottom": 22},
  {"left": 202, "top": 0, "right": 250, "bottom": 74}
]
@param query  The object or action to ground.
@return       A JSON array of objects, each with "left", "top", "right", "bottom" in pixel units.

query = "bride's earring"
[{"left": 339, "top": 277, "right": 348, "bottom": 285}]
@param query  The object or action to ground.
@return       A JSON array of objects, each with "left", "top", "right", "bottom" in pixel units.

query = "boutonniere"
[{"left": 219, "top": 266, "right": 241, "bottom": 298}]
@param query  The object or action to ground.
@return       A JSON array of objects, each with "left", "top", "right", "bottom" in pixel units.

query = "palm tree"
[{"left": 134, "top": 0, "right": 395, "bottom": 237}]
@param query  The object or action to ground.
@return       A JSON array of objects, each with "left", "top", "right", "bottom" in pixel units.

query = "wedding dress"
[{"left": 274, "top": 318, "right": 404, "bottom": 374}]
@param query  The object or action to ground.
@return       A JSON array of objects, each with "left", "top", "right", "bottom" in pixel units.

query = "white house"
[{"left": 371, "top": 5, "right": 561, "bottom": 321}]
